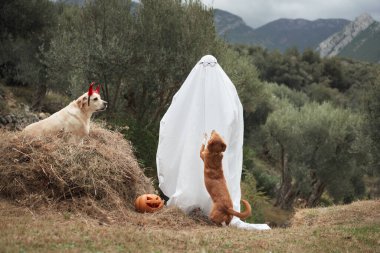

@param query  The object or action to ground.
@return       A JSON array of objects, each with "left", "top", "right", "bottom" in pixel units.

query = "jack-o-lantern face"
[{"left": 135, "top": 194, "right": 164, "bottom": 213}]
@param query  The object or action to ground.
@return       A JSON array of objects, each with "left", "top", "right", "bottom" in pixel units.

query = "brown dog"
[{"left": 200, "top": 130, "right": 251, "bottom": 225}]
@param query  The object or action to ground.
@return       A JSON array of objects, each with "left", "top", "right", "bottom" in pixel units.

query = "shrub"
[
  {"left": 241, "top": 172, "right": 269, "bottom": 223},
  {"left": 41, "top": 91, "right": 71, "bottom": 114}
]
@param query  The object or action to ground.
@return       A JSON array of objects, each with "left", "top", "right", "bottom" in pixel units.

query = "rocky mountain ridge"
[
  {"left": 252, "top": 18, "right": 350, "bottom": 51},
  {"left": 317, "top": 13, "right": 376, "bottom": 57},
  {"left": 214, "top": 9, "right": 248, "bottom": 35}
]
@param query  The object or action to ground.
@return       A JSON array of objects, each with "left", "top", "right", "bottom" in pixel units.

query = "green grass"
[{"left": 342, "top": 225, "right": 380, "bottom": 247}]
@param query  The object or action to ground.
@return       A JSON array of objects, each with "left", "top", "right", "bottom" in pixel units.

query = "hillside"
[
  {"left": 213, "top": 9, "right": 257, "bottom": 44},
  {"left": 339, "top": 21, "right": 380, "bottom": 63},
  {"left": 317, "top": 13, "right": 376, "bottom": 57},
  {"left": 0, "top": 199, "right": 378, "bottom": 252},
  {"left": 214, "top": 8, "right": 349, "bottom": 52},
  {"left": 252, "top": 18, "right": 349, "bottom": 52}
]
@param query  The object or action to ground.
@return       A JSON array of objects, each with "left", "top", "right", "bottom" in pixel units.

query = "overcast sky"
[{"left": 199, "top": 0, "right": 380, "bottom": 28}]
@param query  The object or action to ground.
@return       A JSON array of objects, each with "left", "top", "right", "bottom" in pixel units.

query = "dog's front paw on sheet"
[{"left": 202, "top": 132, "right": 208, "bottom": 145}]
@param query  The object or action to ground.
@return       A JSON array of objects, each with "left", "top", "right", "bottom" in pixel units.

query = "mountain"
[
  {"left": 213, "top": 9, "right": 256, "bottom": 44},
  {"left": 339, "top": 21, "right": 380, "bottom": 63},
  {"left": 214, "top": 9, "right": 350, "bottom": 52},
  {"left": 317, "top": 13, "right": 380, "bottom": 63},
  {"left": 252, "top": 18, "right": 350, "bottom": 52}
]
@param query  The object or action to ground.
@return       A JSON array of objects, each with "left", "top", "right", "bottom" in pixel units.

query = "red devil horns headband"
[
  {"left": 88, "top": 82, "right": 101, "bottom": 97},
  {"left": 87, "top": 82, "right": 101, "bottom": 106}
]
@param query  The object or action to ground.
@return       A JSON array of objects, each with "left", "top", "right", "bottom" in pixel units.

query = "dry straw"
[
  {"left": 0, "top": 123, "right": 152, "bottom": 213},
  {"left": 0, "top": 123, "right": 213, "bottom": 228}
]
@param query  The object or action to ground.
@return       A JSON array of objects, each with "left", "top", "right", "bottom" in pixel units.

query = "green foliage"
[
  {"left": 219, "top": 45, "right": 270, "bottom": 139},
  {"left": 0, "top": 0, "right": 56, "bottom": 86},
  {"left": 0, "top": 0, "right": 53, "bottom": 39},
  {"left": 243, "top": 144, "right": 279, "bottom": 199},
  {"left": 216, "top": 44, "right": 267, "bottom": 113},
  {"left": 304, "top": 83, "right": 346, "bottom": 106},
  {"left": 265, "top": 82, "right": 309, "bottom": 108},
  {"left": 297, "top": 103, "right": 369, "bottom": 201},
  {"left": 41, "top": 91, "right": 71, "bottom": 114},
  {"left": 242, "top": 145, "right": 255, "bottom": 172},
  {"left": 0, "top": 84, "right": 8, "bottom": 113},
  {"left": 318, "top": 192, "right": 334, "bottom": 207},
  {"left": 322, "top": 57, "right": 347, "bottom": 91},
  {"left": 45, "top": 0, "right": 220, "bottom": 124},
  {"left": 366, "top": 69, "right": 380, "bottom": 175},
  {"left": 241, "top": 172, "right": 269, "bottom": 223},
  {"left": 44, "top": 0, "right": 134, "bottom": 108},
  {"left": 7, "top": 85, "right": 35, "bottom": 105},
  {"left": 250, "top": 159, "right": 279, "bottom": 198},
  {"left": 236, "top": 45, "right": 379, "bottom": 95},
  {"left": 263, "top": 101, "right": 370, "bottom": 205},
  {"left": 128, "top": 0, "right": 217, "bottom": 125},
  {"left": 122, "top": 119, "right": 159, "bottom": 179},
  {"left": 344, "top": 61, "right": 380, "bottom": 112},
  {"left": 237, "top": 47, "right": 379, "bottom": 206},
  {"left": 245, "top": 47, "right": 317, "bottom": 90}
]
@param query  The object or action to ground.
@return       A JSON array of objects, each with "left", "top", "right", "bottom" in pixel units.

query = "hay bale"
[{"left": 0, "top": 123, "right": 154, "bottom": 211}]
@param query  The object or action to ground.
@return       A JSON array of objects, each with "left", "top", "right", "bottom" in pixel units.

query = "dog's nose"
[{"left": 103, "top": 101, "right": 108, "bottom": 105}]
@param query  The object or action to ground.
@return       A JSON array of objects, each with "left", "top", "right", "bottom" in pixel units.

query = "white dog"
[{"left": 23, "top": 82, "right": 107, "bottom": 142}]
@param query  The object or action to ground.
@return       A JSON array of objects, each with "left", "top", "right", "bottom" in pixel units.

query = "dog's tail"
[{"left": 226, "top": 199, "right": 252, "bottom": 220}]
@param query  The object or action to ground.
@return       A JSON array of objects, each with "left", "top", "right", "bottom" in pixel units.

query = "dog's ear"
[
  {"left": 77, "top": 96, "right": 87, "bottom": 109},
  {"left": 220, "top": 142, "right": 227, "bottom": 152}
]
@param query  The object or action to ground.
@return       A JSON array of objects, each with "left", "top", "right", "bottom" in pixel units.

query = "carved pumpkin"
[{"left": 135, "top": 194, "right": 164, "bottom": 213}]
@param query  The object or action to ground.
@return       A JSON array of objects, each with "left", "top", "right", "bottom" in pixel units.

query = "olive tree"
[
  {"left": 44, "top": 0, "right": 134, "bottom": 112},
  {"left": 0, "top": 0, "right": 56, "bottom": 109},
  {"left": 263, "top": 100, "right": 369, "bottom": 209},
  {"left": 128, "top": 0, "right": 217, "bottom": 126}
]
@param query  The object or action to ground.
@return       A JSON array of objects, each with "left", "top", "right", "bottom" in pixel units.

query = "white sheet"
[{"left": 156, "top": 55, "right": 270, "bottom": 231}]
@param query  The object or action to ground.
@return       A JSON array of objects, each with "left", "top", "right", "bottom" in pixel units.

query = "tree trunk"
[
  {"left": 275, "top": 145, "right": 296, "bottom": 210},
  {"left": 103, "top": 75, "right": 110, "bottom": 109},
  {"left": 31, "top": 83, "right": 47, "bottom": 111},
  {"left": 111, "top": 79, "right": 123, "bottom": 113},
  {"left": 307, "top": 170, "right": 326, "bottom": 207}
]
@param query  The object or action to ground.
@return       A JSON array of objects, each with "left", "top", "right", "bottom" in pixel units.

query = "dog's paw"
[{"left": 203, "top": 133, "right": 208, "bottom": 144}]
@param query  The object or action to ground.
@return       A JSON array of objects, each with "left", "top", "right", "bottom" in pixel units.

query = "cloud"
[{"left": 200, "top": 0, "right": 380, "bottom": 28}]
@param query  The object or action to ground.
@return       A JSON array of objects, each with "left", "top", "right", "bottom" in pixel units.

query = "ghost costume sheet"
[{"left": 156, "top": 55, "right": 270, "bottom": 230}]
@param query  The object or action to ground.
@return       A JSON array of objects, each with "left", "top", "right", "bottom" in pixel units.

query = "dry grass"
[
  {"left": 0, "top": 200, "right": 379, "bottom": 253},
  {"left": 291, "top": 200, "right": 380, "bottom": 227}
]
